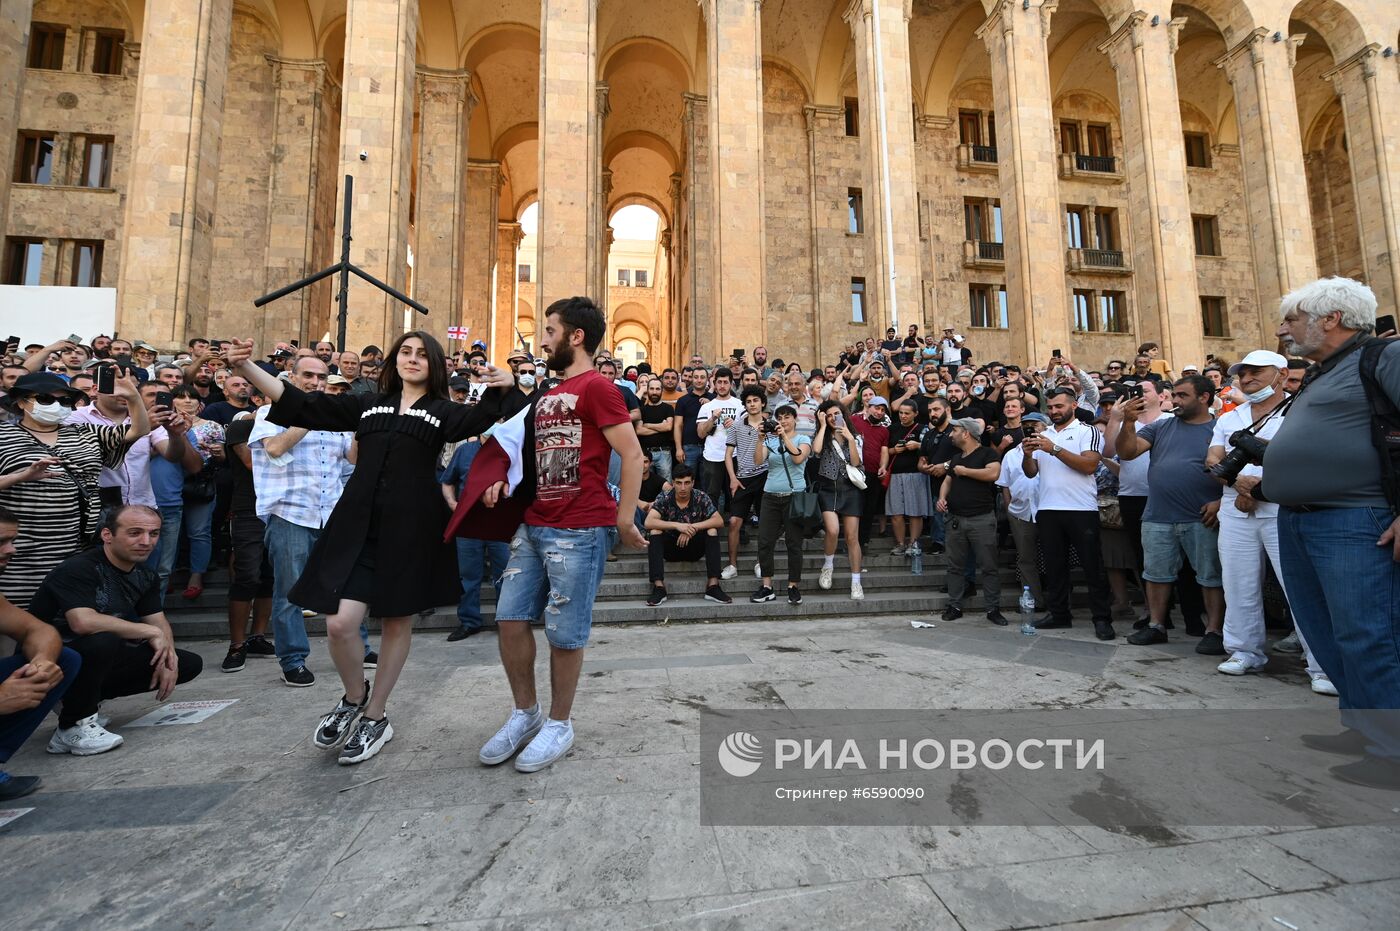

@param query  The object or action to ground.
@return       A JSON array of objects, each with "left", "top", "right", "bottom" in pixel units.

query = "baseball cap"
[
  {"left": 1227, "top": 350, "right": 1289, "bottom": 376},
  {"left": 471, "top": 339, "right": 487, "bottom": 351},
  {"left": 1023, "top": 412, "right": 1051, "bottom": 425},
  {"left": 448, "top": 376, "right": 470, "bottom": 390},
  {"left": 866, "top": 396, "right": 889, "bottom": 407},
  {"left": 326, "top": 374, "right": 349, "bottom": 386},
  {"left": 1181, "top": 363, "right": 1200, "bottom": 373},
  {"left": 951, "top": 417, "right": 984, "bottom": 438},
  {"left": 133, "top": 340, "right": 157, "bottom": 352}
]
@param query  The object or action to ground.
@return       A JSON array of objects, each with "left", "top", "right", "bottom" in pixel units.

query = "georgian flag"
[{"left": 446, "top": 325, "right": 471, "bottom": 341}]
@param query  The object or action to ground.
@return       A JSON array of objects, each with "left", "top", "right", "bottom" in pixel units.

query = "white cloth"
[
  {"left": 1217, "top": 512, "right": 1320, "bottom": 674},
  {"left": 697, "top": 396, "right": 743, "bottom": 463},
  {"left": 1031, "top": 420, "right": 1101, "bottom": 512},
  {"left": 996, "top": 445, "right": 1039, "bottom": 520},
  {"left": 1211, "top": 402, "right": 1285, "bottom": 519}
]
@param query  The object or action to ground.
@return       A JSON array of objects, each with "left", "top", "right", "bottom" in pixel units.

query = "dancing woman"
[{"left": 225, "top": 332, "right": 511, "bottom": 764}]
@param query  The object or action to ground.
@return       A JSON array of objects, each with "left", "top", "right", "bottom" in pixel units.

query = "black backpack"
[{"left": 1358, "top": 338, "right": 1400, "bottom": 514}]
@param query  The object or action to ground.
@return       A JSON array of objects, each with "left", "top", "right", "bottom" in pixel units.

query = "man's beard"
[
  {"left": 1049, "top": 408, "right": 1074, "bottom": 425},
  {"left": 1281, "top": 320, "right": 1326, "bottom": 357},
  {"left": 545, "top": 342, "right": 575, "bottom": 373}
]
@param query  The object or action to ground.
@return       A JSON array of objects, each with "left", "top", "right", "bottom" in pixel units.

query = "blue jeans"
[
  {"left": 264, "top": 516, "right": 370, "bottom": 671},
  {"left": 0, "top": 648, "right": 80, "bottom": 764},
  {"left": 150, "top": 504, "right": 184, "bottom": 601},
  {"left": 456, "top": 537, "right": 511, "bottom": 632},
  {"left": 495, "top": 525, "right": 610, "bottom": 649},
  {"left": 183, "top": 497, "right": 215, "bottom": 573},
  {"left": 648, "top": 449, "right": 673, "bottom": 482},
  {"left": 682, "top": 444, "right": 704, "bottom": 474},
  {"left": 1279, "top": 506, "right": 1400, "bottom": 760},
  {"left": 607, "top": 450, "right": 622, "bottom": 488}
]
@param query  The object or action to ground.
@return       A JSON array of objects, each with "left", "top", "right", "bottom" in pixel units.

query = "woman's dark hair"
[
  {"left": 818, "top": 398, "right": 853, "bottom": 422},
  {"left": 380, "top": 330, "right": 450, "bottom": 400},
  {"left": 784, "top": 362, "right": 803, "bottom": 375},
  {"left": 171, "top": 385, "right": 200, "bottom": 403}
]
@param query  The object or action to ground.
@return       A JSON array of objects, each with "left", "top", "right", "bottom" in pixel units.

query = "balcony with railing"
[
  {"left": 962, "top": 239, "right": 1005, "bottom": 268},
  {"left": 1058, "top": 151, "right": 1123, "bottom": 182},
  {"left": 1066, "top": 246, "right": 1132, "bottom": 275},
  {"left": 956, "top": 143, "right": 999, "bottom": 173}
]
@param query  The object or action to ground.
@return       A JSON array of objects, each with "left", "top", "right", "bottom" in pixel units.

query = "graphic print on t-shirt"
[{"left": 535, "top": 391, "right": 582, "bottom": 500}]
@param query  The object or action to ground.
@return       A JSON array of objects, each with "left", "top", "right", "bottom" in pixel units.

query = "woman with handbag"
[
  {"left": 750, "top": 404, "right": 812, "bottom": 606},
  {"left": 812, "top": 399, "right": 866, "bottom": 600},
  {"left": 171, "top": 386, "right": 225, "bottom": 600},
  {"left": 882, "top": 400, "right": 931, "bottom": 557}
]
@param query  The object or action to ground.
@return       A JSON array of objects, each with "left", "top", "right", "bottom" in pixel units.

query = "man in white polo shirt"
[
  {"left": 1020, "top": 386, "right": 1116, "bottom": 640},
  {"left": 1204, "top": 350, "right": 1335, "bottom": 695}
]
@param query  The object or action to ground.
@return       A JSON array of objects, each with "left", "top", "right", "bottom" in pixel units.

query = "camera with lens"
[
  {"left": 761, "top": 418, "right": 780, "bottom": 434},
  {"left": 1206, "top": 429, "right": 1269, "bottom": 485}
]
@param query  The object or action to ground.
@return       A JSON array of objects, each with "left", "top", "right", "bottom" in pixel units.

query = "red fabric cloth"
[{"left": 445, "top": 434, "right": 526, "bottom": 543}]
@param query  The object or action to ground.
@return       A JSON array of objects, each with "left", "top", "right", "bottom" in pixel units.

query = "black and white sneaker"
[
  {"left": 245, "top": 634, "right": 276, "bottom": 657},
  {"left": 363, "top": 651, "right": 379, "bottom": 669},
  {"left": 646, "top": 586, "right": 668, "bottom": 607},
  {"left": 282, "top": 665, "right": 315, "bottom": 687},
  {"left": 704, "top": 585, "right": 733, "bottom": 605},
  {"left": 787, "top": 586, "right": 803, "bottom": 606},
  {"left": 314, "top": 682, "right": 369, "bottom": 750},
  {"left": 221, "top": 643, "right": 247, "bottom": 673},
  {"left": 339, "top": 715, "right": 393, "bottom": 765},
  {"left": 750, "top": 586, "right": 776, "bottom": 603}
]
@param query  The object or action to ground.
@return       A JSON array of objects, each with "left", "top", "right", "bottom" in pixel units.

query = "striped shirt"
[{"left": 726, "top": 420, "right": 769, "bottom": 479}]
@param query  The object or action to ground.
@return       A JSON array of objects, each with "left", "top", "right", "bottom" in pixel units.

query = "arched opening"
[
  {"left": 514, "top": 201, "right": 539, "bottom": 355},
  {"left": 606, "top": 204, "right": 663, "bottom": 363}
]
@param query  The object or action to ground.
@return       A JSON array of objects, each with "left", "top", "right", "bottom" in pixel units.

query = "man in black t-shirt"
[
  {"left": 935, "top": 419, "right": 1005, "bottom": 625},
  {"left": 222, "top": 406, "right": 274, "bottom": 672},
  {"left": 637, "top": 376, "right": 676, "bottom": 480},
  {"left": 642, "top": 464, "right": 730, "bottom": 606},
  {"left": 673, "top": 368, "right": 713, "bottom": 474},
  {"left": 29, "top": 505, "right": 204, "bottom": 756}
]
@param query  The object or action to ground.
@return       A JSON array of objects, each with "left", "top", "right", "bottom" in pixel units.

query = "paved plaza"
[{"left": 4, "top": 615, "right": 1399, "bottom": 930}]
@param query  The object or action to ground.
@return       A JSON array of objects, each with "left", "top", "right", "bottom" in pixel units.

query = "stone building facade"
[{"left": 2, "top": 0, "right": 1398, "bottom": 370}]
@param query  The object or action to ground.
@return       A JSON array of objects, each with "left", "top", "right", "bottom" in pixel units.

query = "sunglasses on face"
[{"left": 26, "top": 393, "right": 78, "bottom": 407}]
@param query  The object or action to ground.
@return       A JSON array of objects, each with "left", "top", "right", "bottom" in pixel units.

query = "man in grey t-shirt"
[
  {"left": 1262, "top": 277, "right": 1400, "bottom": 791},
  {"left": 1115, "top": 375, "right": 1224, "bottom": 652}
]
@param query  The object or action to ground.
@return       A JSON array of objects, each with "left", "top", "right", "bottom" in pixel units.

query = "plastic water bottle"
[
  {"left": 1019, "top": 586, "right": 1037, "bottom": 636},
  {"left": 909, "top": 543, "right": 923, "bottom": 576}
]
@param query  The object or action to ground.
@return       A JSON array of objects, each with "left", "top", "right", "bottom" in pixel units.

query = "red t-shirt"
[{"left": 526, "top": 369, "right": 631, "bottom": 527}]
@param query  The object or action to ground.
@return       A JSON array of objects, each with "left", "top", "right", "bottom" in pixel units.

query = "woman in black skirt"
[
  {"left": 226, "top": 332, "right": 511, "bottom": 764},
  {"left": 811, "top": 399, "right": 866, "bottom": 600}
]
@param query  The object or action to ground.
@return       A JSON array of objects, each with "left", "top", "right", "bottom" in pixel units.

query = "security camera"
[{"left": 358, "top": 150, "right": 368, "bottom": 161}]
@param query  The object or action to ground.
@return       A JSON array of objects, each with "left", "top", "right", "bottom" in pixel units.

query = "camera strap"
[{"left": 1358, "top": 338, "right": 1400, "bottom": 515}]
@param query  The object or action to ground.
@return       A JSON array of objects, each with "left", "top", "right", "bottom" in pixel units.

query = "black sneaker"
[
  {"left": 1195, "top": 631, "right": 1225, "bottom": 655},
  {"left": 315, "top": 682, "right": 369, "bottom": 750},
  {"left": 1033, "top": 615, "right": 1071, "bottom": 630},
  {"left": 363, "top": 651, "right": 378, "bottom": 669},
  {"left": 750, "top": 586, "right": 776, "bottom": 603},
  {"left": 1094, "top": 620, "right": 1117, "bottom": 641},
  {"left": 942, "top": 605, "right": 963, "bottom": 621},
  {"left": 339, "top": 714, "right": 393, "bottom": 765},
  {"left": 446, "top": 627, "right": 480, "bottom": 642},
  {"left": 787, "top": 586, "right": 803, "bottom": 606},
  {"left": 704, "top": 585, "right": 733, "bottom": 605},
  {"left": 1127, "top": 626, "right": 1169, "bottom": 645},
  {"left": 1301, "top": 729, "right": 1369, "bottom": 756},
  {"left": 0, "top": 772, "right": 40, "bottom": 801},
  {"left": 1135, "top": 614, "right": 1174, "bottom": 630},
  {"left": 221, "top": 642, "right": 247, "bottom": 673},
  {"left": 282, "top": 665, "right": 315, "bottom": 687},
  {"left": 244, "top": 634, "right": 275, "bottom": 656},
  {"left": 647, "top": 586, "right": 669, "bottom": 607},
  {"left": 986, "top": 610, "right": 1008, "bottom": 627}
]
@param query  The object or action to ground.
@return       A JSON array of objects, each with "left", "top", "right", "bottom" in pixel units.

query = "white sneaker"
[
  {"left": 818, "top": 566, "right": 833, "bottom": 590},
  {"left": 515, "top": 719, "right": 575, "bottom": 773},
  {"left": 1217, "top": 655, "right": 1263, "bottom": 676},
  {"left": 479, "top": 706, "right": 544, "bottom": 765},
  {"left": 95, "top": 712, "right": 111, "bottom": 729},
  {"left": 47, "top": 714, "right": 124, "bottom": 756},
  {"left": 1310, "top": 673, "right": 1339, "bottom": 697},
  {"left": 721, "top": 564, "right": 738, "bottom": 581},
  {"left": 851, "top": 578, "right": 864, "bottom": 600}
]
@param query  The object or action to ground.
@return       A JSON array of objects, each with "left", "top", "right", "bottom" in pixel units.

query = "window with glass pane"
[
  {"left": 969, "top": 286, "right": 992, "bottom": 328},
  {"left": 617, "top": 269, "right": 631, "bottom": 286},
  {"left": 16, "top": 132, "right": 56, "bottom": 184},
  {"left": 80, "top": 136, "right": 114, "bottom": 188},
  {"left": 986, "top": 115, "right": 997, "bottom": 147},
  {"left": 91, "top": 30, "right": 123, "bottom": 74},
  {"left": 1065, "top": 207, "right": 1086, "bottom": 248},
  {"left": 1094, "top": 208, "right": 1117, "bottom": 250},
  {"left": 4, "top": 239, "right": 44, "bottom": 285},
  {"left": 1192, "top": 215, "right": 1219, "bottom": 255},
  {"left": 996, "top": 287, "right": 1009, "bottom": 328},
  {"left": 1098, "top": 291, "right": 1126, "bottom": 332},
  {"left": 635, "top": 269, "right": 648, "bottom": 287},
  {"left": 1201, "top": 296, "right": 1228, "bottom": 337},
  {"left": 1086, "top": 124, "right": 1112, "bottom": 157},
  {"left": 1072, "top": 290, "right": 1093, "bottom": 331},
  {"left": 1183, "top": 133, "right": 1210, "bottom": 168},
  {"left": 964, "top": 199, "right": 982, "bottom": 241},
  {"left": 850, "top": 278, "right": 866, "bottom": 323},
  {"left": 847, "top": 188, "right": 864, "bottom": 234},
  {"left": 28, "top": 25, "right": 65, "bottom": 69},
  {"left": 517, "top": 264, "right": 531, "bottom": 282},
  {"left": 958, "top": 110, "right": 981, "bottom": 145},
  {"left": 71, "top": 241, "right": 103, "bottom": 287},
  {"left": 844, "top": 98, "right": 859, "bottom": 136},
  {"left": 1059, "top": 121, "right": 1080, "bottom": 155}
]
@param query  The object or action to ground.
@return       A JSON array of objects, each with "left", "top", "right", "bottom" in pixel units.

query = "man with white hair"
[
  {"left": 1261, "top": 276, "right": 1400, "bottom": 790},
  {"left": 1205, "top": 350, "right": 1334, "bottom": 695}
]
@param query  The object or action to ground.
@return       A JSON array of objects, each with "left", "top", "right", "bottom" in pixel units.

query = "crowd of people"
[{"left": 0, "top": 275, "right": 1398, "bottom": 798}]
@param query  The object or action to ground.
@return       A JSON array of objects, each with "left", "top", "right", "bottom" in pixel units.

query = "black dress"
[{"left": 267, "top": 385, "right": 501, "bottom": 616}]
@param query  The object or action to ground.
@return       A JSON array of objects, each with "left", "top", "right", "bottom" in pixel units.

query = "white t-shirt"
[
  {"left": 697, "top": 396, "right": 743, "bottom": 463},
  {"left": 997, "top": 446, "right": 1039, "bottom": 521},
  {"left": 1212, "top": 402, "right": 1285, "bottom": 519},
  {"left": 1032, "top": 419, "right": 1102, "bottom": 512},
  {"left": 940, "top": 335, "right": 965, "bottom": 366}
]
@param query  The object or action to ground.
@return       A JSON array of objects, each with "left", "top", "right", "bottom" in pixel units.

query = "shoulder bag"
[
  {"left": 776, "top": 438, "right": 821, "bottom": 533},
  {"left": 830, "top": 431, "right": 867, "bottom": 490}
]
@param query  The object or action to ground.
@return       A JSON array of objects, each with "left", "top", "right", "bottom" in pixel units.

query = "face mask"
[
  {"left": 936, "top": 388, "right": 946, "bottom": 398},
  {"left": 1245, "top": 385, "right": 1274, "bottom": 404},
  {"left": 29, "top": 402, "right": 71, "bottom": 426},
  {"left": 518, "top": 374, "right": 536, "bottom": 389},
  {"left": 971, "top": 385, "right": 985, "bottom": 396}
]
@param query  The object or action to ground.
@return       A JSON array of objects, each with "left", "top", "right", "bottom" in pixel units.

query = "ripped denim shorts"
[{"left": 494, "top": 525, "right": 611, "bottom": 649}]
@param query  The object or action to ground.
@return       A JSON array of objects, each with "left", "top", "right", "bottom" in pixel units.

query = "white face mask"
[
  {"left": 518, "top": 374, "right": 536, "bottom": 389},
  {"left": 971, "top": 385, "right": 985, "bottom": 396},
  {"left": 29, "top": 401, "right": 72, "bottom": 426},
  {"left": 1245, "top": 385, "right": 1275, "bottom": 404}
]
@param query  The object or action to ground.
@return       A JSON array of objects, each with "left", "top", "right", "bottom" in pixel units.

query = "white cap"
[
  {"left": 1181, "top": 363, "right": 1200, "bottom": 373},
  {"left": 1227, "top": 350, "right": 1288, "bottom": 376}
]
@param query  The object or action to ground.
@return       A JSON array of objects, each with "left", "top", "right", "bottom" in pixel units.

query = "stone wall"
[{"left": 761, "top": 63, "right": 816, "bottom": 365}]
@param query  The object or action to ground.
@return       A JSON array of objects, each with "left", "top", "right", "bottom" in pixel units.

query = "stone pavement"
[{"left": 4, "top": 615, "right": 1399, "bottom": 930}]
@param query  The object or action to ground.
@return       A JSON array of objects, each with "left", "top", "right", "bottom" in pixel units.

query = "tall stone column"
[
  {"left": 537, "top": 0, "right": 600, "bottom": 323},
  {"left": 681, "top": 93, "right": 713, "bottom": 357},
  {"left": 1325, "top": 44, "right": 1400, "bottom": 313},
  {"left": 496, "top": 221, "right": 524, "bottom": 359},
  {"left": 597, "top": 161, "right": 613, "bottom": 304},
  {"left": 846, "top": 0, "right": 922, "bottom": 335},
  {"left": 336, "top": 0, "right": 418, "bottom": 352},
  {"left": 978, "top": 0, "right": 1067, "bottom": 365},
  {"left": 1099, "top": 11, "right": 1201, "bottom": 368},
  {"left": 262, "top": 58, "right": 336, "bottom": 348},
  {"left": 1216, "top": 28, "right": 1316, "bottom": 330},
  {"left": 463, "top": 161, "right": 501, "bottom": 355},
  {"left": 0, "top": 1, "right": 32, "bottom": 233},
  {"left": 703, "top": 0, "right": 767, "bottom": 362},
  {"left": 116, "top": 0, "right": 233, "bottom": 347},
  {"left": 414, "top": 68, "right": 474, "bottom": 348}
]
